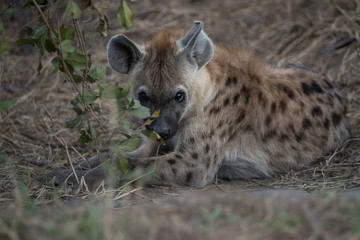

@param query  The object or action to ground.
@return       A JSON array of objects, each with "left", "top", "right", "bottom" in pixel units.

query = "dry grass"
[{"left": 0, "top": 0, "right": 360, "bottom": 238}]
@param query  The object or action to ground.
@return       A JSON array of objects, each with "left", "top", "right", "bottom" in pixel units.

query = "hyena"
[{"left": 41, "top": 21, "right": 350, "bottom": 188}]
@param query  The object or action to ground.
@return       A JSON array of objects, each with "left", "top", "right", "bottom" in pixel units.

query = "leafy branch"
[{"left": 13, "top": 0, "right": 151, "bottom": 174}]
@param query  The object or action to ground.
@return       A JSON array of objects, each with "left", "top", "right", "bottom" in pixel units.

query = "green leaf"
[
  {"left": 44, "top": 39, "right": 56, "bottom": 53},
  {"left": 121, "top": 119, "right": 132, "bottom": 131},
  {"left": 63, "top": 115, "right": 82, "bottom": 128},
  {"left": 115, "top": 153, "right": 129, "bottom": 174},
  {"left": 141, "top": 130, "right": 165, "bottom": 145},
  {"left": 0, "top": 98, "right": 18, "bottom": 111},
  {"left": 98, "top": 82, "right": 120, "bottom": 99},
  {"left": 0, "top": 41, "right": 9, "bottom": 53},
  {"left": 117, "top": 98, "right": 127, "bottom": 110},
  {"left": 31, "top": 24, "right": 47, "bottom": 39},
  {"left": 51, "top": 57, "right": 60, "bottom": 70},
  {"left": 89, "top": 66, "right": 106, "bottom": 80},
  {"left": 129, "top": 105, "right": 150, "bottom": 119},
  {"left": 15, "top": 38, "right": 35, "bottom": 47},
  {"left": 65, "top": 0, "right": 82, "bottom": 19},
  {"left": 117, "top": 1, "right": 133, "bottom": 29},
  {"left": 131, "top": 99, "right": 142, "bottom": 109},
  {"left": 60, "top": 26, "right": 75, "bottom": 41},
  {"left": 119, "top": 84, "right": 131, "bottom": 98},
  {"left": 61, "top": 39, "right": 76, "bottom": 54},
  {"left": 78, "top": 129, "right": 92, "bottom": 144},
  {"left": 114, "top": 137, "right": 142, "bottom": 153},
  {"left": 65, "top": 53, "right": 87, "bottom": 70},
  {"left": 83, "top": 88, "right": 98, "bottom": 105},
  {"left": 72, "top": 74, "right": 83, "bottom": 83}
]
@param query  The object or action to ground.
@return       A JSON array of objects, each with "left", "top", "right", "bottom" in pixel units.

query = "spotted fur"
[{"left": 106, "top": 21, "right": 351, "bottom": 187}]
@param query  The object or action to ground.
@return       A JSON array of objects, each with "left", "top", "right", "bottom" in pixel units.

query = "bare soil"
[{"left": 1, "top": 0, "right": 360, "bottom": 239}]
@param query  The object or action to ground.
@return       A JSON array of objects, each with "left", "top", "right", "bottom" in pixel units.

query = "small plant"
[{"left": 14, "top": 0, "right": 150, "bottom": 177}]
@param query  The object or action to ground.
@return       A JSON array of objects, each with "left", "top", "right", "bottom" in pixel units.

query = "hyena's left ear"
[
  {"left": 177, "top": 21, "right": 214, "bottom": 70},
  {"left": 107, "top": 35, "right": 146, "bottom": 74}
]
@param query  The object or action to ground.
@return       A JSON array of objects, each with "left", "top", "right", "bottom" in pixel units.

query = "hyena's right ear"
[{"left": 107, "top": 35, "right": 146, "bottom": 74}]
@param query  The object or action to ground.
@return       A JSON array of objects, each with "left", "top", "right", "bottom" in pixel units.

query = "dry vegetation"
[{"left": 1, "top": 0, "right": 360, "bottom": 239}]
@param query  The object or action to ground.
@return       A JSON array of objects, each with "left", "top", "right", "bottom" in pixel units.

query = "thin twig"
[
  {"left": 114, "top": 186, "right": 143, "bottom": 200},
  {"left": 42, "top": 108, "right": 79, "bottom": 185}
]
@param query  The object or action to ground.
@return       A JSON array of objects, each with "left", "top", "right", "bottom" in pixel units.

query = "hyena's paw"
[{"left": 35, "top": 167, "right": 106, "bottom": 190}]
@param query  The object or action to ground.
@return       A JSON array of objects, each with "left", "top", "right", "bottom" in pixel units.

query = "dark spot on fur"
[
  {"left": 191, "top": 152, "right": 198, "bottom": 160},
  {"left": 159, "top": 173, "right": 166, "bottom": 181},
  {"left": 288, "top": 123, "right": 295, "bottom": 132},
  {"left": 244, "top": 124, "right": 252, "bottom": 132},
  {"left": 332, "top": 113, "right": 342, "bottom": 126},
  {"left": 301, "top": 82, "right": 310, "bottom": 95},
  {"left": 317, "top": 97, "right": 325, "bottom": 104},
  {"left": 265, "top": 115, "right": 272, "bottom": 126},
  {"left": 167, "top": 159, "right": 176, "bottom": 165},
  {"left": 186, "top": 172, "right": 193, "bottom": 183},
  {"left": 225, "top": 77, "right": 232, "bottom": 86},
  {"left": 302, "top": 118, "right": 312, "bottom": 130},
  {"left": 189, "top": 137, "right": 195, "bottom": 144},
  {"left": 172, "top": 168, "right": 177, "bottom": 174},
  {"left": 335, "top": 93, "right": 344, "bottom": 103},
  {"left": 324, "top": 118, "right": 330, "bottom": 130},
  {"left": 175, "top": 154, "right": 183, "bottom": 159},
  {"left": 208, "top": 129, "right": 215, "bottom": 137},
  {"left": 271, "top": 102, "right": 277, "bottom": 114},
  {"left": 311, "top": 80, "right": 324, "bottom": 94},
  {"left": 279, "top": 134, "right": 290, "bottom": 142},
  {"left": 257, "top": 91, "right": 267, "bottom": 108},
  {"left": 236, "top": 111, "right": 246, "bottom": 124},
  {"left": 323, "top": 79, "right": 334, "bottom": 89},
  {"left": 225, "top": 77, "right": 238, "bottom": 86},
  {"left": 279, "top": 100, "right": 287, "bottom": 113},
  {"left": 241, "top": 86, "right": 250, "bottom": 105},
  {"left": 209, "top": 106, "right": 221, "bottom": 115},
  {"left": 296, "top": 133, "right": 303, "bottom": 142},
  {"left": 228, "top": 131, "right": 237, "bottom": 142},
  {"left": 218, "top": 120, "right": 224, "bottom": 129},
  {"left": 262, "top": 129, "right": 277, "bottom": 142},
  {"left": 278, "top": 84, "right": 295, "bottom": 99},
  {"left": 232, "top": 77, "right": 238, "bottom": 85},
  {"left": 220, "top": 129, "right": 228, "bottom": 139},
  {"left": 204, "top": 144, "right": 210, "bottom": 153},
  {"left": 223, "top": 97, "right": 230, "bottom": 107},
  {"left": 311, "top": 106, "right": 322, "bottom": 117},
  {"left": 233, "top": 93, "right": 240, "bottom": 105}
]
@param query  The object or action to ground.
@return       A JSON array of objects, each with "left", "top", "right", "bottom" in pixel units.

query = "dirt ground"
[{"left": 1, "top": 0, "right": 360, "bottom": 239}]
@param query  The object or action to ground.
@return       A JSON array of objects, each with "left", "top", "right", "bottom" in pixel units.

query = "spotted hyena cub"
[{"left": 40, "top": 21, "right": 350, "bottom": 188}]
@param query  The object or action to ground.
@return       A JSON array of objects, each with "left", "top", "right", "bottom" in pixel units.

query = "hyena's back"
[{"left": 195, "top": 45, "right": 350, "bottom": 179}]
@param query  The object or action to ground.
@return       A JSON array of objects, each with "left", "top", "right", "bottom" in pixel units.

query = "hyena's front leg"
[
  {"left": 36, "top": 155, "right": 109, "bottom": 189},
  {"left": 128, "top": 146, "right": 219, "bottom": 187}
]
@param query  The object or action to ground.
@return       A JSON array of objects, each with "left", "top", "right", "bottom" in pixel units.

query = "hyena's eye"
[
  {"left": 174, "top": 91, "right": 185, "bottom": 102},
  {"left": 138, "top": 91, "right": 150, "bottom": 102}
]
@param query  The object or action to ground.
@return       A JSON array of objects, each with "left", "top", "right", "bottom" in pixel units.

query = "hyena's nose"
[
  {"left": 146, "top": 124, "right": 171, "bottom": 139},
  {"left": 157, "top": 128, "right": 170, "bottom": 139}
]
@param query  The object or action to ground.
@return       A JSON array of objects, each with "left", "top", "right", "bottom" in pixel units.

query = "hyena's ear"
[
  {"left": 177, "top": 21, "right": 214, "bottom": 70},
  {"left": 107, "top": 35, "right": 146, "bottom": 74}
]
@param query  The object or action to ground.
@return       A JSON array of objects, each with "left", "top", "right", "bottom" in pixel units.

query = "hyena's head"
[{"left": 107, "top": 22, "right": 213, "bottom": 139}]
